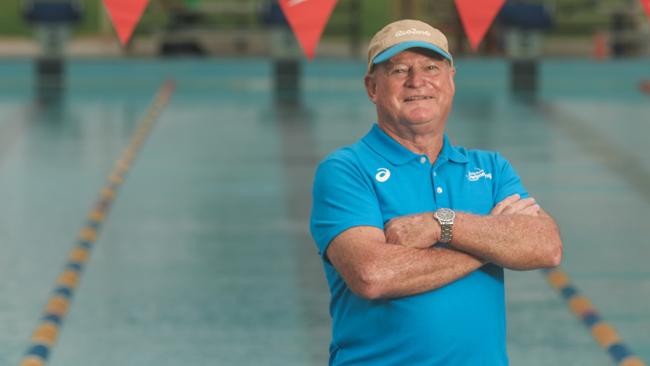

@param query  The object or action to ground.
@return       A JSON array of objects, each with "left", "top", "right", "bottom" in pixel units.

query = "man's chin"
[{"left": 400, "top": 115, "right": 440, "bottom": 127}]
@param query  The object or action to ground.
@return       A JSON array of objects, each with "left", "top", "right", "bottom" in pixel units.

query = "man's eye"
[
  {"left": 426, "top": 65, "right": 440, "bottom": 72},
  {"left": 390, "top": 67, "right": 408, "bottom": 74}
]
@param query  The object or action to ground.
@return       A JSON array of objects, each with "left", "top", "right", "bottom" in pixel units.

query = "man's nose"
[{"left": 405, "top": 69, "right": 426, "bottom": 88}]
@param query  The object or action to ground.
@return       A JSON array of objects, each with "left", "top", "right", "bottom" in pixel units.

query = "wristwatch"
[{"left": 434, "top": 208, "right": 455, "bottom": 243}]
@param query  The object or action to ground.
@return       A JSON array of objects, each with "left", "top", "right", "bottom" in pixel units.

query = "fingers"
[
  {"left": 517, "top": 203, "right": 541, "bottom": 216},
  {"left": 501, "top": 197, "right": 536, "bottom": 215},
  {"left": 491, "top": 194, "right": 520, "bottom": 215},
  {"left": 384, "top": 214, "right": 437, "bottom": 248},
  {"left": 385, "top": 217, "right": 408, "bottom": 245},
  {"left": 384, "top": 220, "right": 398, "bottom": 244},
  {"left": 492, "top": 194, "right": 541, "bottom": 216}
]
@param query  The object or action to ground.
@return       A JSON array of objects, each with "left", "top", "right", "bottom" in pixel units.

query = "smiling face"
[{"left": 365, "top": 48, "right": 456, "bottom": 134}]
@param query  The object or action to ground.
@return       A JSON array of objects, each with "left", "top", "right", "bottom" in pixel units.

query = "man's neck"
[{"left": 378, "top": 122, "right": 444, "bottom": 163}]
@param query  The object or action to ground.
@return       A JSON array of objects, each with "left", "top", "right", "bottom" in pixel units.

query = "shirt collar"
[
  {"left": 362, "top": 124, "right": 468, "bottom": 165},
  {"left": 439, "top": 133, "right": 469, "bottom": 165}
]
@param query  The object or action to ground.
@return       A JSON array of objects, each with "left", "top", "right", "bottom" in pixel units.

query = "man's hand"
[
  {"left": 491, "top": 194, "right": 540, "bottom": 216},
  {"left": 385, "top": 213, "right": 440, "bottom": 248}
]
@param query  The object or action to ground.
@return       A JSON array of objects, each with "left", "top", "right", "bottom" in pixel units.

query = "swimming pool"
[{"left": 0, "top": 58, "right": 648, "bottom": 365}]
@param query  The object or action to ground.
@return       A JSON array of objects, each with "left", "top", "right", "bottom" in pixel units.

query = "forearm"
[
  {"left": 451, "top": 211, "right": 562, "bottom": 270},
  {"left": 344, "top": 242, "right": 484, "bottom": 299}
]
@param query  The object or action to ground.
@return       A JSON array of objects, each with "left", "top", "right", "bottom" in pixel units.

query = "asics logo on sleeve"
[{"left": 375, "top": 168, "right": 391, "bottom": 182}]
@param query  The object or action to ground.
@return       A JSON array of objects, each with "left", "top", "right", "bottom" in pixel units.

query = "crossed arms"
[{"left": 326, "top": 194, "right": 563, "bottom": 300}]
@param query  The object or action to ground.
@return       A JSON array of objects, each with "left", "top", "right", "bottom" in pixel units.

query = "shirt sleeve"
[
  {"left": 310, "top": 154, "right": 384, "bottom": 262},
  {"left": 493, "top": 152, "right": 529, "bottom": 204}
]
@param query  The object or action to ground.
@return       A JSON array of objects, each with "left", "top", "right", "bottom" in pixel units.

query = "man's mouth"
[{"left": 404, "top": 96, "right": 433, "bottom": 102}]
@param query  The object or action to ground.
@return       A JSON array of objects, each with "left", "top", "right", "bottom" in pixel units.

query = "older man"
[{"left": 310, "top": 19, "right": 562, "bottom": 365}]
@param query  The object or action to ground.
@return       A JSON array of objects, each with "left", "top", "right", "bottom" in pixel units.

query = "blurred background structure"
[
  {"left": 0, "top": 0, "right": 648, "bottom": 58},
  {"left": 1, "top": 1, "right": 649, "bottom": 366},
  {"left": 2, "top": 0, "right": 649, "bottom": 105}
]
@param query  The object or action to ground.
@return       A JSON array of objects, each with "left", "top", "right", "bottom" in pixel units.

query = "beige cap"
[{"left": 367, "top": 19, "right": 453, "bottom": 71}]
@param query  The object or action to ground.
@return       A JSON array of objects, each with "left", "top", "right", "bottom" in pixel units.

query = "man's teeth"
[{"left": 405, "top": 96, "right": 431, "bottom": 101}]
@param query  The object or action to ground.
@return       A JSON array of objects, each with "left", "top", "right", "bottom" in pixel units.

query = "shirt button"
[
  {"left": 433, "top": 172, "right": 437, "bottom": 177},
  {"left": 436, "top": 187, "right": 443, "bottom": 194},
  {"left": 420, "top": 156, "right": 427, "bottom": 164}
]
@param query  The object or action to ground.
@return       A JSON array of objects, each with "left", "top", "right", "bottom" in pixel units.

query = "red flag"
[
  {"left": 279, "top": 0, "right": 338, "bottom": 60},
  {"left": 641, "top": 0, "right": 650, "bottom": 21},
  {"left": 455, "top": 0, "right": 505, "bottom": 51},
  {"left": 103, "top": 0, "right": 150, "bottom": 45}
]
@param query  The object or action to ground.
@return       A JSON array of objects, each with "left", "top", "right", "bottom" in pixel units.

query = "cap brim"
[{"left": 372, "top": 41, "right": 453, "bottom": 65}]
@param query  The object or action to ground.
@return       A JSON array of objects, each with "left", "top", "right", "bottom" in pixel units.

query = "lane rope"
[
  {"left": 542, "top": 267, "right": 647, "bottom": 366},
  {"left": 19, "top": 80, "right": 176, "bottom": 366}
]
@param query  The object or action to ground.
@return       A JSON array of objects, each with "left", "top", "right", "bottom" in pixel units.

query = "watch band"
[
  {"left": 434, "top": 208, "right": 455, "bottom": 244},
  {"left": 439, "top": 222, "right": 453, "bottom": 243}
]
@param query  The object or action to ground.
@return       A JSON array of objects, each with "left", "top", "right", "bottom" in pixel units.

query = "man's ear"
[
  {"left": 448, "top": 65, "right": 456, "bottom": 94},
  {"left": 364, "top": 73, "right": 377, "bottom": 103}
]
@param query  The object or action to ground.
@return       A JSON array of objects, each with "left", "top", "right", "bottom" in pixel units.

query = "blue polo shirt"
[{"left": 310, "top": 124, "right": 528, "bottom": 366}]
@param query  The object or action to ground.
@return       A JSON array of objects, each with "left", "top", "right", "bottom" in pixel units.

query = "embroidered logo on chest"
[
  {"left": 467, "top": 168, "right": 492, "bottom": 182},
  {"left": 375, "top": 168, "right": 391, "bottom": 183}
]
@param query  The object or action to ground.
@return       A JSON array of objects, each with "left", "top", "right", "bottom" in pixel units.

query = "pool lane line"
[
  {"left": 18, "top": 80, "right": 176, "bottom": 366},
  {"left": 535, "top": 102, "right": 647, "bottom": 365},
  {"left": 542, "top": 267, "right": 646, "bottom": 366}
]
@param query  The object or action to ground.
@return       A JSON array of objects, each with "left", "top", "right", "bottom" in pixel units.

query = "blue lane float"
[
  {"left": 19, "top": 81, "right": 175, "bottom": 366},
  {"left": 542, "top": 267, "right": 647, "bottom": 366}
]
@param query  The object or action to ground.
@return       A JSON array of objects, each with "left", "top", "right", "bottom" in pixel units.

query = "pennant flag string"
[
  {"left": 103, "top": 0, "right": 150, "bottom": 45},
  {"left": 455, "top": 0, "right": 505, "bottom": 51},
  {"left": 279, "top": 0, "right": 338, "bottom": 60},
  {"left": 101, "top": 1, "right": 645, "bottom": 59}
]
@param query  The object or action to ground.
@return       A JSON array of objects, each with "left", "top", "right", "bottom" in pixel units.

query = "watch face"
[{"left": 436, "top": 208, "right": 455, "bottom": 221}]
